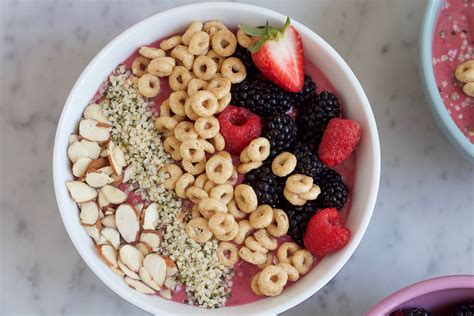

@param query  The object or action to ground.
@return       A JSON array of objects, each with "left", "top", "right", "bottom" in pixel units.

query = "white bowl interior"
[{"left": 53, "top": 2, "right": 380, "bottom": 315}]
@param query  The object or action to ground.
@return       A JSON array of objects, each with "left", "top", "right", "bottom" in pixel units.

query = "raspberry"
[
  {"left": 318, "top": 118, "right": 361, "bottom": 167},
  {"left": 303, "top": 208, "right": 350, "bottom": 256},
  {"left": 218, "top": 105, "right": 262, "bottom": 155}
]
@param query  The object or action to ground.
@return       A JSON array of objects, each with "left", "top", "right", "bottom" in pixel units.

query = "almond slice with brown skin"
[
  {"left": 101, "top": 185, "right": 127, "bottom": 204},
  {"left": 79, "top": 201, "right": 100, "bottom": 226},
  {"left": 107, "top": 141, "right": 126, "bottom": 176},
  {"left": 142, "top": 203, "right": 159, "bottom": 230},
  {"left": 123, "top": 165, "right": 134, "bottom": 183},
  {"left": 97, "top": 166, "right": 114, "bottom": 176},
  {"left": 164, "top": 276, "right": 177, "bottom": 290},
  {"left": 118, "top": 258, "right": 140, "bottom": 280},
  {"left": 119, "top": 244, "right": 144, "bottom": 272},
  {"left": 97, "top": 244, "right": 118, "bottom": 268},
  {"left": 135, "top": 203, "right": 144, "bottom": 217},
  {"left": 86, "top": 157, "right": 108, "bottom": 173},
  {"left": 66, "top": 181, "right": 98, "bottom": 203},
  {"left": 104, "top": 207, "right": 116, "bottom": 216},
  {"left": 83, "top": 224, "right": 101, "bottom": 243},
  {"left": 84, "top": 103, "right": 112, "bottom": 125},
  {"left": 143, "top": 253, "right": 166, "bottom": 287},
  {"left": 124, "top": 276, "right": 156, "bottom": 295},
  {"left": 97, "top": 191, "right": 110, "bottom": 209},
  {"left": 67, "top": 140, "right": 100, "bottom": 163},
  {"left": 101, "top": 214, "right": 116, "bottom": 228},
  {"left": 135, "top": 242, "right": 153, "bottom": 256},
  {"left": 115, "top": 204, "right": 140, "bottom": 243},
  {"left": 85, "top": 171, "right": 113, "bottom": 188},
  {"left": 72, "top": 157, "right": 93, "bottom": 178},
  {"left": 100, "top": 148, "right": 108, "bottom": 158},
  {"left": 139, "top": 267, "right": 162, "bottom": 291},
  {"left": 96, "top": 234, "right": 109, "bottom": 245},
  {"left": 101, "top": 227, "right": 120, "bottom": 249},
  {"left": 79, "top": 119, "right": 111, "bottom": 142},
  {"left": 139, "top": 231, "right": 160, "bottom": 251},
  {"left": 166, "top": 266, "right": 178, "bottom": 277}
]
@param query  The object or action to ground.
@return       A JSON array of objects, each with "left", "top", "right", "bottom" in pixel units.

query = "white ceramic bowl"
[{"left": 53, "top": 2, "right": 381, "bottom": 315}]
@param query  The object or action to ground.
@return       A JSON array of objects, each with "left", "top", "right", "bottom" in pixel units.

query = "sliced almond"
[
  {"left": 123, "top": 165, "right": 134, "bottom": 183},
  {"left": 160, "top": 289, "right": 172, "bottom": 299},
  {"left": 84, "top": 103, "right": 112, "bottom": 125},
  {"left": 101, "top": 227, "right": 120, "bottom": 249},
  {"left": 105, "top": 207, "right": 116, "bottom": 215},
  {"left": 135, "top": 203, "right": 144, "bottom": 216},
  {"left": 142, "top": 203, "right": 159, "bottom": 230},
  {"left": 166, "top": 266, "right": 178, "bottom": 277},
  {"left": 100, "top": 148, "right": 108, "bottom": 158},
  {"left": 67, "top": 140, "right": 100, "bottom": 163},
  {"left": 124, "top": 276, "right": 156, "bottom": 295},
  {"left": 79, "top": 201, "right": 100, "bottom": 226},
  {"left": 139, "top": 231, "right": 160, "bottom": 251},
  {"left": 115, "top": 204, "right": 140, "bottom": 243},
  {"left": 66, "top": 181, "right": 97, "bottom": 203},
  {"left": 111, "top": 266, "right": 125, "bottom": 277},
  {"left": 68, "top": 134, "right": 80, "bottom": 145},
  {"left": 97, "top": 166, "right": 114, "bottom": 176},
  {"left": 110, "top": 172, "right": 123, "bottom": 185},
  {"left": 119, "top": 244, "right": 144, "bottom": 272},
  {"left": 118, "top": 258, "right": 140, "bottom": 280},
  {"left": 83, "top": 224, "right": 101, "bottom": 243},
  {"left": 164, "top": 276, "right": 177, "bottom": 290},
  {"left": 86, "top": 157, "right": 108, "bottom": 173},
  {"left": 108, "top": 141, "right": 126, "bottom": 176},
  {"left": 98, "top": 191, "right": 110, "bottom": 209},
  {"left": 79, "top": 119, "right": 111, "bottom": 142},
  {"left": 101, "top": 185, "right": 127, "bottom": 204},
  {"left": 96, "top": 234, "right": 109, "bottom": 245},
  {"left": 72, "top": 157, "right": 93, "bottom": 178},
  {"left": 85, "top": 171, "right": 113, "bottom": 188},
  {"left": 143, "top": 253, "right": 166, "bottom": 286},
  {"left": 139, "top": 267, "right": 162, "bottom": 291},
  {"left": 135, "top": 242, "right": 153, "bottom": 256},
  {"left": 101, "top": 214, "right": 116, "bottom": 228},
  {"left": 97, "top": 244, "right": 118, "bottom": 268}
]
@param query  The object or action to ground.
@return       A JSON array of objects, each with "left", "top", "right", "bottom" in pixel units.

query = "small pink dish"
[{"left": 367, "top": 275, "right": 474, "bottom": 315}]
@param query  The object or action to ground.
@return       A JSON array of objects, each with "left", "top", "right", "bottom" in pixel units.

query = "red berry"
[
  {"left": 318, "top": 118, "right": 361, "bottom": 167},
  {"left": 303, "top": 208, "right": 350, "bottom": 256},
  {"left": 218, "top": 105, "right": 262, "bottom": 155}
]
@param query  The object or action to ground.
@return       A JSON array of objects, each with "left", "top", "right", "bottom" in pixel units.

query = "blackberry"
[
  {"left": 245, "top": 163, "right": 284, "bottom": 208},
  {"left": 292, "top": 75, "right": 316, "bottom": 106},
  {"left": 296, "top": 91, "right": 341, "bottom": 146},
  {"left": 395, "top": 308, "right": 431, "bottom": 316},
  {"left": 231, "top": 75, "right": 294, "bottom": 117},
  {"left": 314, "top": 168, "right": 348, "bottom": 210},
  {"left": 293, "top": 143, "right": 324, "bottom": 179},
  {"left": 451, "top": 303, "right": 474, "bottom": 316},
  {"left": 284, "top": 202, "right": 318, "bottom": 245},
  {"left": 232, "top": 45, "right": 259, "bottom": 77},
  {"left": 262, "top": 114, "right": 298, "bottom": 157}
]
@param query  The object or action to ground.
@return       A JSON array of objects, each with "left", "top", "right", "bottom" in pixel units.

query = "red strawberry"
[
  {"left": 318, "top": 118, "right": 361, "bottom": 167},
  {"left": 303, "top": 208, "right": 350, "bottom": 256},
  {"left": 241, "top": 18, "right": 304, "bottom": 92},
  {"left": 218, "top": 105, "right": 262, "bottom": 155}
]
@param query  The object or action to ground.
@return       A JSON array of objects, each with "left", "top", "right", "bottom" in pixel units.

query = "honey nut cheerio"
[
  {"left": 206, "top": 77, "right": 231, "bottom": 99},
  {"left": 257, "top": 265, "right": 288, "bottom": 297},
  {"left": 236, "top": 29, "right": 252, "bottom": 48},
  {"left": 188, "top": 31, "right": 210, "bottom": 55},
  {"left": 187, "top": 78, "right": 208, "bottom": 97},
  {"left": 159, "top": 163, "right": 183, "bottom": 190},
  {"left": 186, "top": 186, "right": 209, "bottom": 204},
  {"left": 209, "top": 183, "right": 234, "bottom": 205},
  {"left": 209, "top": 213, "right": 238, "bottom": 241},
  {"left": 191, "top": 90, "right": 219, "bottom": 117},
  {"left": 211, "top": 29, "right": 237, "bottom": 57},
  {"left": 277, "top": 242, "right": 301, "bottom": 264},
  {"left": 169, "top": 90, "right": 188, "bottom": 116},
  {"left": 239, "top": 246, "right": 267, "bottom": 265},
  {"left": 463, "top": 81, "right": 474, "bottom": 97},
  {"left": 160, "top": 99, "right": 172, "bottom": 117},
  {"left": 171, "top": 45, "right": 194, "bottom": 70},
  {"left": 234, "top": 184, "right": 258, "bottom": 213},
  {"left": 206, "top": 153, "right": 233, "bottom": 184},
  {"left": 182, "top": 158, "right": 206, "bottom": 175},
  {"left": 194, "top": 173, "right": 208, "bottom": 189},
  {"left": 174, "top": 121, "right": 198, "bottom": 142},
  {"left": 272, "top": 152, "right": 297, "bottom": 177},
  {"left": 199, "top": 197, "right": 227, "bottom": 219},
  {"left": 203, "top": 20, "right": 228, "bottom": 36},
  {"left": 299, "top": 184, "right": 321, "bottom": 201},
  {"left": 257, "top": 252, "right": 274, "bottom": 269},
  {"left": 292, "top": 249, "right": 314, "bottom": 275},
  {"left": 163, "top": 135, "right": 182, "bottom": 161},
  {"left": 251, "top": 272, "right": 263, "bottom": 296},
  {"left": 221, "top": 57, "right": 247, "bottom": 84},
  {"left": 266, "top": 208, "right": 289, "bottom": 237},
  {"left": 194, "top": 116, "right": 220, "bottom": 139},
  {"left": 249, "top": 204, "right": 274, "bottom": 229},
  {"left": 147, "top": 56, "right": 175, "bottom": 77},
  {"left": 139, "top": 46, "right": 166, "bottom": 59},
  {"left": 186, "top": 217, "right": 213, "bottom": 243},
  {"left": 193, "top": 55, "right": 218, "bottom": 81},
  {"left": 254, "top": 228, "right": 278, "bottom": 251},
  {"left": 283, "top": 187, "right": 307, "bottom": 206},
  {"left": 131, "top": 56, "right": 150, "bottom": 77},
  {"left": 206, "top": 50, "right": 226, "bottom": 70},
  {"left": 160, "top": 35, "right": 182, "bottom": 51},
  {"left": 454, "top": 60, "right": 474, "bottom": 83},
  {"left": 175, "top": 173, "right": 195, "bottom": 198},
  {"left": 277, "top": 262, "right": 300, "bottom": 282},
  {"left": 227, "top": 199, "right": 246, "bottom": 220},
  {"left": 169, "top": 66, "right": 193, "bottom": 91},
  {"left": 234, "top": 219, "right": 253, "bottom": 244},
  {"left": 285, "top": 174, "right": 313, "bottom": 194},
  {"left": 244, "top": 236, "right": 269, "bottom": 254},
  {"left": 246, "top": 137, "right": 270, "bottom": 162},
  {"left": 217, "top": 241, "right": 239, "bottom": 267},
  {"left": 137, "top": 73, "right": 160, "bottom": 98},
  {"left": 179, "top": 139, "right": 205, "bottom": 162},
  {"left": 181, "top": 21, "right": 204, "bottom": 45}
]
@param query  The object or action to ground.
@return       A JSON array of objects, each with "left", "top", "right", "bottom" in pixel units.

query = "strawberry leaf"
[
  {"left": 240, "top": 25, "right": 267, "bottom": 36},
  {"left": 248, "top": 36, "right": 268, "bottom": 53}
]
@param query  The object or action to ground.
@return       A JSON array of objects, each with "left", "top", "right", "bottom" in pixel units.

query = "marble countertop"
[{"left": 1, "top": 0, "right": 473, "bottom": 315}]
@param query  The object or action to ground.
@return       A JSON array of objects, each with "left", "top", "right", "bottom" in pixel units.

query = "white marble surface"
[{"left": 1, "top": 0, "right": 473, "bottom": 315}]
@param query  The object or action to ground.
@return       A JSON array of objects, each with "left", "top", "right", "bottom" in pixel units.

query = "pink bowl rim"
[{"left": 366, "top": 275, "right": 474, "bottom": 315}]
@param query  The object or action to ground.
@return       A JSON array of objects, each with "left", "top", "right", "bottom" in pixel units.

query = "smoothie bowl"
[{"left": 53, "top": 2, "right": 380, "bottom": 314}]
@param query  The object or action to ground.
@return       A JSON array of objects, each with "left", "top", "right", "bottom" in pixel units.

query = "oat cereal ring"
[
  {"left": 163, "top": 135, "right": 182, "bottom": 159},
  {"left": 239, "top": 246, "right": 267, "bottom": 265},
  {"left": 239, "top": 148, "right": 251, "bottom": 163},
  {"left": 199, "top": 197, "right": 228, "bottom": 219},
  {"left": 267, "top": 208, "right": 289, "bottom": 237},
  {"left": 277, "top": 262, "right": 300, "bottom": 282},
  {"left": 237, "top": 161, "right": 263, "bottom": 174},
  {"left": 191, "top": 204, "right": 202, "bottom": 218},
  {"left": 203, "top": 20, "right": 228, "bottom": 36},
  {"left": 258, "top": 265, "right": 288, "bottom": 297},
  {"left": 160, "top": 35, "right": 182, "bottom": 51},
  {"left": 174, "top": 121, "right": 198, "bottom": 142},
  {"left": 169, "top": 66, "right": 194, "bottom": 91},
  {"left": 286, "top": 174, "right": 313, "bottom": 194},
  {"left": 190, "top": 90, "right": 218, "bottom": 117},
  {"left": 147, "top": 56, "right": 175, "bottom": 77},
  {"left": 187, "top": 78, "right": 208, "bottom": 97},
  {"left": 254, "top": 229, "right": 278, "bottom": 251},
  {"left": 272, "top": 152, "right": 297, "bottom": 177},
  {"left": 159, "top": 164, "right": 183, "bottom": 190},
  {"left": 206, "top": 77, "right": 231, "bottom": 99},
  {"left": 186, "top": 217, "right": 213, "bottom": 243},
  {"left": 171, "top": 45, "right": 194, "bottom": 70},
  {"left": 217, "top": 241, "right": 239, "bottom": 267},
  {"left": 257, "top": 253, "right": 275, "bottom": 269},
  {"left": 234, "top": 184, "right": 258, "bottom": 213},
  {"left": 188, "top": 31, "right": 210, "bottom": 55},
  {"left": 173, "top": 114, "right": 186, "bottom": 123},
  {"left": 251, "top": 272, "right": 263, "bottom": 296},
  {"left": 463, "top": 81, "right": 474, "bottom": 97},
  {"left": 206, "top": 154, "right": 233, "bottom": 184},
  {"left": 208, "top": 213, "right": 237, "bottom": 235},
  {"left": 227, "top": 199, "right": 246, "bottom": 220},
  {"left": 186, "top": 186, "right": 209, "bottom": 204},
  {"left": 216, "top": 150, "right": 232, "bottom": 161},
  {"left": 198, "top": 139, "right": 216, "bottom": 154},
  {"left": 227, "top": 167, "right": 238, "bottom": 186},
  {"left": 236, "top": 29, "right": 252, "bottom": 48},
  {"left": 277, "top": 242, "right": 301, "bottom": 264},
  {"left": 184, "top": 97, "right": 200, "bottom": 121},
  {"left": 131, "top": 56, "right": 150, "bottom": 77},
  {"left": 221, "top": 57, "right": 247, "bottom": 84},
  {"left": 203, "top": 179, "right": 218, "bottom": 193},
  {"left": 138, "top": 74, "right": 160, "bottom": 98},
  {"left": 175, "top": 173, "right": 195, "bottom": 198},
  {"left": 210, "top": 132, "right": 225, "bottom": 151},
  {"left": 217, "top": 92, "right": 231, "bottom": 113},
  {"left": 169, "top": 90, "right": 188, "bottom": 116},
  {"left": 194, "top": 116, "right": 220, "bottom": 139},
  {"left": 455, "top": 60, "right": 474, "bottom": 83},
  {"left": 247, "top": 137, "right": 270, "bottom": 162},
  {"left": 182, "top": 21, "right": 204, "bottom": 45},
  {"left": 155, "top": 116, "right": 179, "bottom": 135},
  {"left": 194, "top": 173, "right": 208, "bottom": 189},
  {"left": 160, "top": 99, "right": 171, "bottom": 117},
  {"left": 210, "top": 183, "right": 234, "bottom": 205},
  {"left": 193, "top": 55, "right": 218, "bottom": 81},
  {"left": 299, "top": 184, "right": 321, "bottom": 201},
  {"left": 206, "top": 49, "right": 226, "bottom": 70},
  {"left": 283, "top": 188, "right": 307, "bottom": 206},
  {"left": 249, "top": 204, "right": 273, "bottom": 229},
  {"left": 139, "top": 46, "right": 165, "bottom": 59},
  {"left": 292, "top": 249, "right": 314, "bottom": 275},
  {"left": 234, "top": 219, "right": 252, "bottom": 244},
  {"left": 245, "top": 236, "right": 269, "bottom": 254},
  {"left": 214, "top": 222, "right": 239, "bottom": 241},
  {"left": 182, "top": 158, "right": 206, "bottom": 175},
  {"left": 180, "top": 139, "right": 205, "bottom": 163},
  {"left": 211, "top": 29, "right": 237, "bottom": 57}
]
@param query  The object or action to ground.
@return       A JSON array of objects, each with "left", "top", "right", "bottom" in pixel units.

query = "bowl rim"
[
  {"left": 53, "top": 2, "right": 381, "bottom": 314},
  {"left": 366, "top": 275, "right": 474, "bottom": 315},
  {"left": 419, "top": 0, "right": 474, "bottom": 163}
]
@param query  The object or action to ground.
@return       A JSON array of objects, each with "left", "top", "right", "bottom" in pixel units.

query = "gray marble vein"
[{"left": 1, "top": 0, "right": 473, "bottom": 315}]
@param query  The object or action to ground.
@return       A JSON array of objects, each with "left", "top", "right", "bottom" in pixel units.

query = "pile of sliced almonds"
[{"left": 66, "top": 102, "right": 179, "bottom": 297}]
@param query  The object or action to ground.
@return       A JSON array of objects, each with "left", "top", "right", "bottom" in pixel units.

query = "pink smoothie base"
[
  {"left": 91, "top": 37, "right": 356, "bottom": 307},
  {"left": 432, "top": 0, "right": 474, "bottom": 143}
]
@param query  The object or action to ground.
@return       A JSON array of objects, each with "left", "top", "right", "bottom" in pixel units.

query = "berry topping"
[
  {"left": 303, "top": 208, "right": 350, "bottom": 256},
  {"left": 284, "top": 201, "right": 318, "bottom": 246},
  {"left": 218, "top": 105, "right": 262, "bottom": 155},
  {"left": 241, "top": 17, "right": 304, "bottom": 92},
  {"left": 392, "top": 308, "right": 431, "bottom": 316},
  {"left": 314, "top": 168, "right": 348, "bottom": 210},
  {"left": 262, "top": 114, "right": 298, "bottom": 157},
  {"left": 293, "top": 143, "right": 325, "bottom": 179},
  {"left": 318, "top": 118, "right": 361, "bottom": 167},
  {"left": 245, "top": 163, "right": 285, "bottom": 208},
  {"left": 292, "top": 75, "right": 317, "bottom": 106}
]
